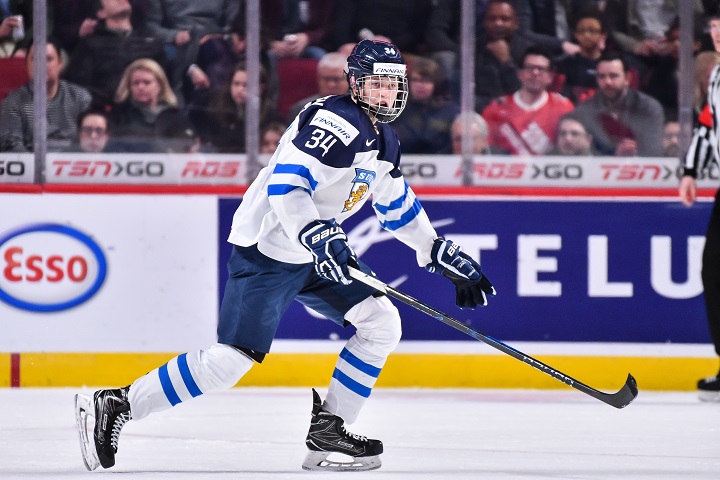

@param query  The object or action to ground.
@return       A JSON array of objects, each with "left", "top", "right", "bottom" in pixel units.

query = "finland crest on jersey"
[{"left": 343, "top": 168, "right": 376, "bottom": 212}]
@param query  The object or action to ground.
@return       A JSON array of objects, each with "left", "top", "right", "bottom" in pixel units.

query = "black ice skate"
[
  {"left": 74, "top": 386, "right": 132, "bottom": 470},
  {"left": 302, "top": 388, "right": 383, "bottom": 471},
  {"left": 698, "top": 371, "right": 720, "bottom": 402}
]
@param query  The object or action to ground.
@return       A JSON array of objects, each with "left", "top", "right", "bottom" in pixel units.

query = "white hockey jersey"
[{"left": 227, "top": 94, "right": 438, "bottom": 266}]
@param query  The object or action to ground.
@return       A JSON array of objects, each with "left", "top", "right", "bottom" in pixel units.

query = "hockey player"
[{"left": 74, "top": 39, "right": 496, "bottom": 472}]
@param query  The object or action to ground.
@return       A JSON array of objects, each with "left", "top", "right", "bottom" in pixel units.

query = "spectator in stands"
[
  {"left": 571, "top": 51, "right": 664, "bottom": 156},
  {"left": 332, "top": 0, "right": 432, "bottom": 55},
  {"left": 110, "top": 58, "right": 178, "bottom": 152},
  {"left": 513, "top": 0, "right": 584, "bottom": 55},
  {"left": 54, "top": 0, "right": 149, "bottom": 54},
  {"left": 426, "top": 0, "right": 584, "bottom": 90},
  {"left": 67, "top": 109, "right": 112, "bottom": 153},
  {"left": 391, "top": 56, "right": 458, "bottom": 154},
  {"left": 65, "top": 0, "right": 167, "bottom": 109},
  {"left": 661, "top": 120, "right": 680, "bottom": 157},
  {"left": 602, "top": 0, "right": 704, "bottom": 81},
  {"left": 0, "top": 2, "right": 55, "bottom": 57},
  {"left": 482, "top": 46, "right": 574, "bottom": 155},
  {"left": 285, "top": 51, "right": 347, "bottom": 123},
  {"left": 0, "top": 39, "right": 91, "bottom": 152},
  {"left": 473, "top": 0, "right": 535, "bottom": 111},
  {"left": 146, "top": 0, "right": 241, "bottom": 96},
  {"left": 450, "top": 112, "right": 509, "bottom": 155},
  {"left": 0, "top": 8, "right": 24, "bottom": 57},
  {"left": 260, "top": 121, "right": 286, "bottom": 155},
  {"left": 642, "top": 16, "right": 705, "bottom": 120},
  {"left": 424, "top": 0, "right": 466, "bottom": 78},
  {"left": 190, "top": 61, "right": 277, "bottom": 153},
  {"left": 556, "top": 7, "right": 607, "bottom": 103},
  {"left": 550, "top": 114, "right": 594, "bottom": 155},
  {"left": 154, "top": 107, "right": 201, "bottom": 153},
  {"left": 263, "top": 0, "right": 336, "bottom": 60},
  {"left": 184, "top": 7, "right": 278, "bottom": 114},
  {"left": 708, "top": 10, "right": 720, "bottom": 53}
]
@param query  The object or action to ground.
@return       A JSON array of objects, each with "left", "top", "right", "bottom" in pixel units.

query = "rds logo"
[{"left": 0, "top": 223, "right": 107, "bottom": 312}]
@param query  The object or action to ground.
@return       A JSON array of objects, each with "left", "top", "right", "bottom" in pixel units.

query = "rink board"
[
  {"left": 0, "top": 192, "right": 717, "bottom": 389},
  {"left": 0, "top": 346, "right": 716, "bottom": 391},
  {"left": 219, "top": 197, "right": 713, "bottom": 344}
]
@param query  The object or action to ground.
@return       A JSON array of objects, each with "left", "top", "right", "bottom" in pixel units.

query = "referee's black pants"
[{"left": 703, "top": 189, "right": 720, "bottom": 358}]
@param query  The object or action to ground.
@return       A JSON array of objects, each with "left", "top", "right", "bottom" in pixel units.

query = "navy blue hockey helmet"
[{"left": 346, "top": 39, "right": 409, "bottom": 123}]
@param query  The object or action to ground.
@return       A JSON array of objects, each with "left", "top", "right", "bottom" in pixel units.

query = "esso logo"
[{"left": 0, "top": 224, "right": 107, "bottom": 312}]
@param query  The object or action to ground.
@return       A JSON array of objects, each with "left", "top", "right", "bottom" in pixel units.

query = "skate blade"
[
  {"left": 698, "top": 390, "right": 720, "bottom": 402},
  {"left": 301, "top": 450, "right": 381, "bottom": 472},
  {"left": 74, "top": 394, "right": 100, "bottom": 471}
]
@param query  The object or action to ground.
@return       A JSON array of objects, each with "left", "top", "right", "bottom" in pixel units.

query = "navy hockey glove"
[
  {"left": 425, "top": 238, "right": 496, "bottom": 308},
  {"left": 299, "top": 219, "right": 357, "bottom": 285}
]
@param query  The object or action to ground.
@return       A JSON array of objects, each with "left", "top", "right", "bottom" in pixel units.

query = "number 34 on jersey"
[{"left": 305, "top": 109, "right": 360, "bottom": 157}]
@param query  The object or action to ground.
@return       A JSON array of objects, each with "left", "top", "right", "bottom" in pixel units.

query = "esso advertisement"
[
  {"left": 0, "top": 194, "right": 218, "bottom": 352},
  {"left": 0, "top": 224, "right": 107, "bottom": 312}
]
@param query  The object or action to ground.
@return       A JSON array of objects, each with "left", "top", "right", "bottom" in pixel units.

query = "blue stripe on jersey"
[
  {"left": 373, "top": 182, "right": 410, "bottom": 215},
  {"left": 267, "top": 184, "right": 311, "bottom": 196},
  {"left": 158, "top": 363, "right": 181, "bottom": 406},
  {"left": 272, "top": 163, "right": 319, "bottom": 190},
  {"left": 339, "top": 348, "right": 381, "bottom": 377},
  {"left": 378, "top": 198, "right": 423, "bottom": 231},
  {"left": 332, "top": 368, "right": 372, "bottom": 398},
  {"left": 177, "top": 353, "right": 203, "bottom": 398}
]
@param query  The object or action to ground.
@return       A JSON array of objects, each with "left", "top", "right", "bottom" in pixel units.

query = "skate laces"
[
  {"left": 342, "top": 424, "right": 368, "bottom": 443},
  {"left": 110, "top": 411, "right": 131, "bottom": 450}
]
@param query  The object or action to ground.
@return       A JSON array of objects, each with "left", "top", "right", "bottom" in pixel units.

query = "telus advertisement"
[{"left": 219, "top": 197, "right": 712, "bottom": 345}]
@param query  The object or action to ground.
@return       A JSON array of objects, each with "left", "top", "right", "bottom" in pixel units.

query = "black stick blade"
[{"left": 595, "top": 374, "right": 639, "bottom": 409}]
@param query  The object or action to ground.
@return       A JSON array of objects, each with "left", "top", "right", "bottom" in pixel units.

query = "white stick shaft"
[{"left": 349, "top": 266, "right": 387, "bottom": 293}]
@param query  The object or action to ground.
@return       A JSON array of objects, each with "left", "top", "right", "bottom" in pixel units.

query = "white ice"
[{"left": 0, "top": 387, "right": 718, "bottom": 479}]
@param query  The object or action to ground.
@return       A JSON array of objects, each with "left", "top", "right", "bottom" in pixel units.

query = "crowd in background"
[{"left": 0, "top": 0, "right": 717, "bottom": 158}]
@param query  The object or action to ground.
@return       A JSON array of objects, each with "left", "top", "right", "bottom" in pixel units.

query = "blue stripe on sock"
[
  {"left": 158, "top": 363, "right": 181, "bottom": 406},
  {"left": 332, "top": 368, "right": 372, "bottom": 398},
  {"left": 339, "top": 348, "right": 381, "bottom": 377},
  {"left": 177, "top": 353, "right": 203, "bottom": 398}
]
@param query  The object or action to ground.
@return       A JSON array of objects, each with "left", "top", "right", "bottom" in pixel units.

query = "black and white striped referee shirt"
[{"left": 684, "top": 64, "right": 720, "bottom": 179}]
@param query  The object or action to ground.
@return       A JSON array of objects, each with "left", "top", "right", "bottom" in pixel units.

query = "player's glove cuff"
[
  {"left": 299, "top": 219, "right": 356, "bottom": 285},
  {"left": 425, "top": 238, "right": 480, "bottom": 281}
]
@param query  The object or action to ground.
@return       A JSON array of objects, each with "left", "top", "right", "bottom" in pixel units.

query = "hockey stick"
[{"left": 348, "top": 267, "right": 638, "bottom": 409}]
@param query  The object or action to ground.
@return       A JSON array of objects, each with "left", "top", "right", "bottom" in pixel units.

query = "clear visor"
[{"left": 354, "top": 74, "right": 409, "bottom": 123}]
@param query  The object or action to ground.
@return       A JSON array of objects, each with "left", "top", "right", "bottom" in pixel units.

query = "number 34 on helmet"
[{"left": 346, "top": 39, "right": 409, "bottom": 123}]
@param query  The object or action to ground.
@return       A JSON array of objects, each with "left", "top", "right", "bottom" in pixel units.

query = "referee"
[{"left": 679, "top": 10, "right": 720, "bottom": 402}]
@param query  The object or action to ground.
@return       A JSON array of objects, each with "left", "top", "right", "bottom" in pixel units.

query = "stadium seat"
[
  {"left": 0, "top": 57, "right": 28, "bottom": 103},
  {"left": 275, "top": 58, "right": 319, "bottom": 120}
]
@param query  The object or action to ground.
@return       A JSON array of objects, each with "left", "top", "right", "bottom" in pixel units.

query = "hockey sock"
[
  {"left": 128, "top": 343, "right": 253, "bottom": 420},
  {"left": 325, "top": 296, "right": 401, "bottom": 424}
]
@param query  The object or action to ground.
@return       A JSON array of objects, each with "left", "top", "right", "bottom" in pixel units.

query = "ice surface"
[{"left": 0, "top": 387, "right": 718, "bottom": 479}]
